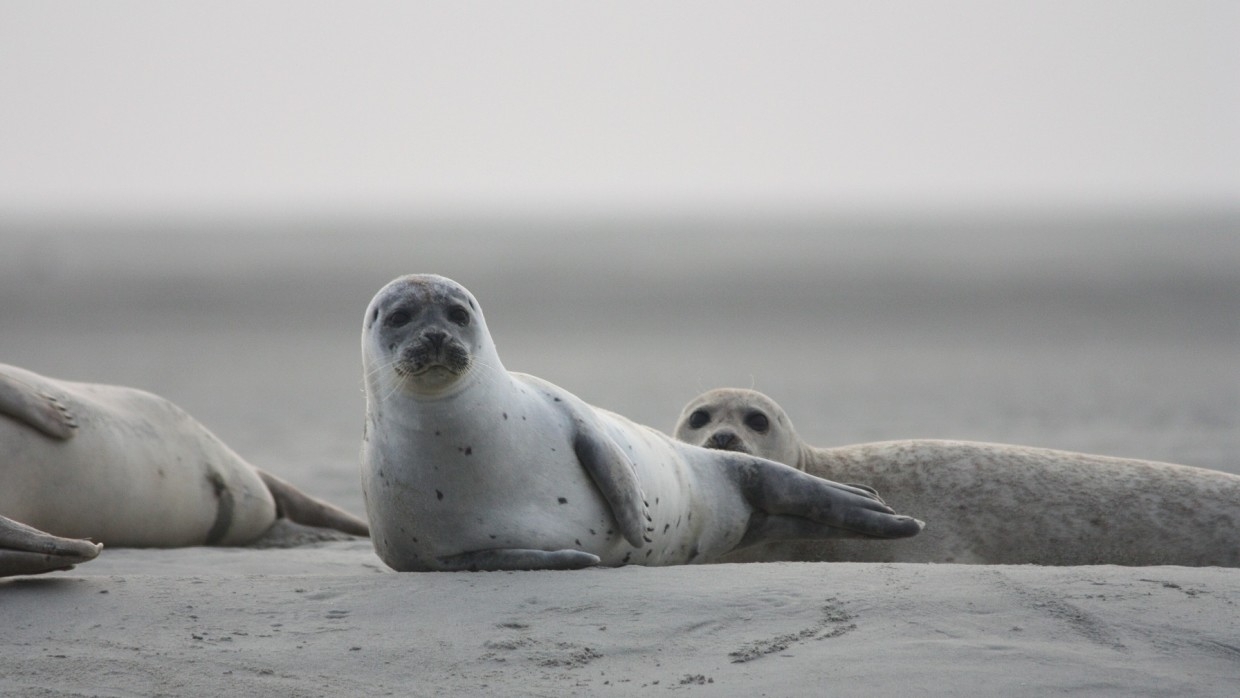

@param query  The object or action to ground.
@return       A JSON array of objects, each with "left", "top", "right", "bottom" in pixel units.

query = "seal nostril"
[
  {"left": 708, "top": 432, "right": 738, "bottom": 450},
  {"left": 425, "top": 331, "right": 446, "bottom": 350}
]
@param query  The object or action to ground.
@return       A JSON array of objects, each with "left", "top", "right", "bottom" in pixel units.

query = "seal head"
[
  {"left": 363, "top": 274, "right": 492, "bottom": 399},
  {"left": 674, "top": 388, "right": 805, "bottom": 467}
]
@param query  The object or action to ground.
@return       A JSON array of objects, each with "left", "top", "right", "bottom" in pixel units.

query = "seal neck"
[
  {"left": 367, "top": 362, "right": 515, "bottom": 433},
  {"left": 796, "top": 440, "right": 817, "bottom": 472}
]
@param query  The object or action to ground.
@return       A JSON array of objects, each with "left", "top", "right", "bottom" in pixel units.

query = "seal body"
[
  {"left": 675, "top": 388, "right": 1240, "bottom": 566},
  {"left": 360, "top": 275, "right": 923, "bottom": 572},
  {"left": 1, "top": 362, "right": 369, "bottom": 576}
]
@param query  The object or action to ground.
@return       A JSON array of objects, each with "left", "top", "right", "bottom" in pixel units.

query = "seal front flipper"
[
  {"left": 731, "top": 456, "right": 924, "bottom": 540},
  {"left": 437, "top": 548, "right": 601, "bottom": 571},
  {"left": 256, "top": 469, "right": 371, "bottom": 537},
  {"left": 570, "top": 416, "right": 650, "bottom": 548},
  {"left": 735, "top": 514, "right": 901, "bottom": 550},
  {"left": 0, "top": 515, "right": 102, "bottom": 578},
  {"left": 0, "top": 367, "right": 78, "bottom": 440}
]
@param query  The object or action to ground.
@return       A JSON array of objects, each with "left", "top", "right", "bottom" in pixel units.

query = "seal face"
[
  {"left": 369, "top": 276, "right": 480, "bottom": 396},
  {"left": 675, "top": 387, "right": 1240, "bottom": 566},
  {"left": 675, "top": 389, "right": 802, "bottom": 465},
  {"left": 0, "top": 362, "right": 369, "bottom": 577},
  {"left": 360, "top": 275, "right": 923, "bottom": 573}
]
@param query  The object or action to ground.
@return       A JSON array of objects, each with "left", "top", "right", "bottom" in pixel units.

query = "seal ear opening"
[{"left": 572, "top": 427, "right": 649, "bottom": 548}]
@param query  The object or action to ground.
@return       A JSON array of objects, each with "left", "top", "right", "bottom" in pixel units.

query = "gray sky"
[{"left": 1, "top": 1, "right": 1237, "bottom": 216}]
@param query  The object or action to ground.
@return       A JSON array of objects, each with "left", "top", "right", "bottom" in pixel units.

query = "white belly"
[{"left": 361, "top": 386, "right": 741, "bottom": 570}]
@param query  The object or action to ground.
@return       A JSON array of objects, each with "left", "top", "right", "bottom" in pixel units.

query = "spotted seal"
[
  {"left": 675, "top": 387, "right": 1240, "bottom": 566},
  {"left": 359, "top": 275, "right": 923, "bottom": 571}
]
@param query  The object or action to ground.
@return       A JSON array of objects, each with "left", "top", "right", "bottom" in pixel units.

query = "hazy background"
[
  {"left": 2, "top": 1, "right": 1237, "bottom": 215},
  {"left": 1, "top": 2, "right": 1237, "bottom": 515}
]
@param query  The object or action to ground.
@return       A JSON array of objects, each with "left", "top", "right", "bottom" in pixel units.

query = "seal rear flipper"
[
  {"left": 731, "top": 456, "right": 924, "bottom": 540},
  {"left": 257, "top": 469, "right": 371, "bottom": 537},
  {"left": 0, "top": 515, "right": 102, "bottom": 578},
  {"left": 0, "top": 369, "right": 78, "bottom": 440},
  {"left": 572, "top": 425, "right": 650, "bottom": 548},
  {"left": 437, "top": 548, "right": 601, "bottom": 571}
]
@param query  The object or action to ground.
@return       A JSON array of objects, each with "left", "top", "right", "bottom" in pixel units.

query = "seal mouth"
[{"left": 394, "top": 363, "right": 462, "bottom": 379}]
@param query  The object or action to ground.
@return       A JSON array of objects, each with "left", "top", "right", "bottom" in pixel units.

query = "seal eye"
[
  {"left": 448, "top": 306, "right": 471, "bottom": 326},
  {"left": 744, "top": 412, "right": 770, "bottom": 433},
  {"left": 687, "top": 410, "right": 710, "bottom": 429},
  {"left": 386, "top": 310, "right": 412, "bottom": 328}
]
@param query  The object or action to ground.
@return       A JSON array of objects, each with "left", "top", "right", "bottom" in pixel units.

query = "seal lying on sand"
[
  {"left": 359, "top": 275, "right": 923, "bottom": 572},
  {"left": 1, "top": 363, "right": 369, "bottom": 577},
  {"left": 675, "top": 387, "right": 1240, "bottom": 566}
]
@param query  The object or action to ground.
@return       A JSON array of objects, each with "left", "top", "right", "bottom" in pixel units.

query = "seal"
[
  {"left": 675, "top": 387, "right": 1240, "bottom": 566},
  {"left": 359, "top": 275, "right": 923, "bottom": 571},
  {"left": 1, "top": 362, "right": 370, "bottom": 577}
]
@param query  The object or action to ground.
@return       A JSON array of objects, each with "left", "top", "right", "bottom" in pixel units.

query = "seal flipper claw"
[
  {"left": 437, "top": 548, "right": 600, "bottom": 571},
  {"left": 0, "top": 515, "right": 103, "bottom": 578},
  {"left": 571, "top": 422, "right": 648, "bottom": 548},
  {"left": 0, "top": 371, "right": 78, "bottom": 440},
  {"left": 843, "top": 483, "right": 881, "bottom": 500}
]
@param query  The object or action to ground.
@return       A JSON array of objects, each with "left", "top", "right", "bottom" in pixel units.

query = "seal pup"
[
  {"left": 675, "top": 388, "right": 1240, "bottom": 566},
  {"left": 360, "top": 275, "right": 923, "bottom": 572},
  {"left": 1, "top": 363, "right": 369, "bottom": 577}
]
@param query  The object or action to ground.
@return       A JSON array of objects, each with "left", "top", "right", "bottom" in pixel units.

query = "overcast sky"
[{"left": 1, "top": 1, "right": 1237, "bottom": 216}]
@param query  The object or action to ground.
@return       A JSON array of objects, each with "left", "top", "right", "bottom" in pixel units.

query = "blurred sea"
[{"left": 2, "top": 211, "right": 1237, "bottom": 516}]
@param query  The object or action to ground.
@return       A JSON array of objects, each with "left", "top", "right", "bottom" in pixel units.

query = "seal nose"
[
  {"left": 707, "top": 431, "right": 739, "bottom": 450},
  {"left": 424, "top": 330, "right": 447, "bottom": 351}
]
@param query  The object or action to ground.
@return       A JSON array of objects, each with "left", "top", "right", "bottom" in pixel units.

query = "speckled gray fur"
[{"left": 675, "top": 388, "right": 1240, "bottom": 566}]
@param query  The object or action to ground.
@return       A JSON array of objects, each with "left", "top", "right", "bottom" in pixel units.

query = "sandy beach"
[
  {"left": 2, "top": 214, "right": 1239, "bottom": 696},
  {"left": 8, "top": 547, "right": 1240, "bottom": 696}
]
